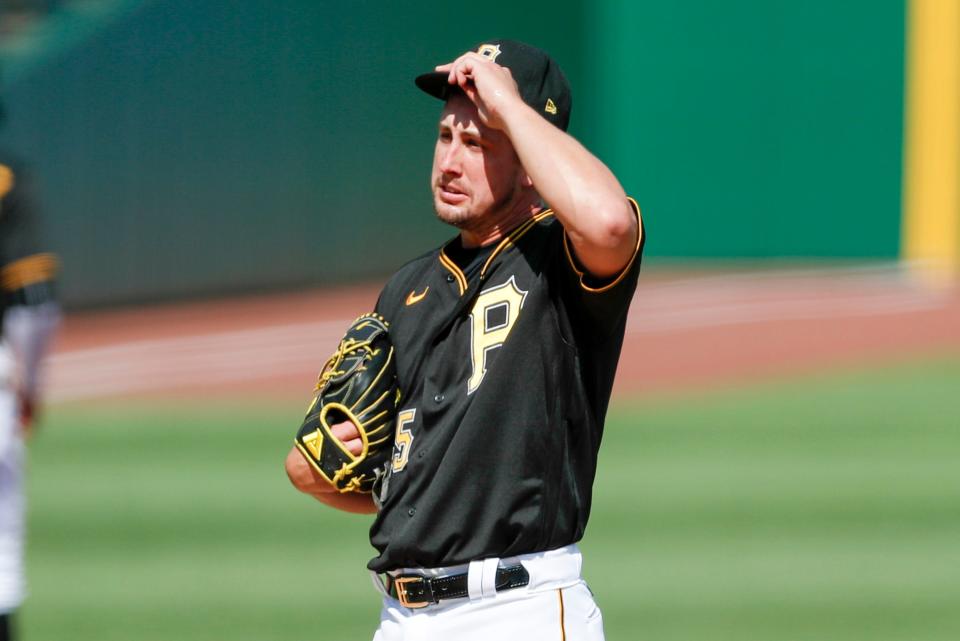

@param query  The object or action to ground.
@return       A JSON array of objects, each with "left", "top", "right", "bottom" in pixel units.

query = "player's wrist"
[{"left": 489, "top": 91, "right": 527, "bottom": 127}]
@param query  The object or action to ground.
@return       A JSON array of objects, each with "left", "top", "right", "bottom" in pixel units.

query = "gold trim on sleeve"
[
  {"left": 1, "top": 253, "right": 59, "bottom": 292},
  {"left": 563, "top": 197, "right": 642, "bottom": 293}
]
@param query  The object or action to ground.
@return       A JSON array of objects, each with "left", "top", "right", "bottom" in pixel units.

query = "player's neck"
[{"left": 460, "top": 197, "right": 544, "bottom": 248}]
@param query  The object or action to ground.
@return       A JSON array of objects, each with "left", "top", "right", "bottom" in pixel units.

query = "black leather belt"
[{"left": 384, "top": 564, "right": 530, "bottom": 609}]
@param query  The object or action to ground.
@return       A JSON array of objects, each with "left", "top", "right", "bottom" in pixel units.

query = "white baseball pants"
[
  {"left": 0, "top": 345, "right": 24, "bottom": 614},
  {"left": 371, "top": 544, "right": 605, "bottom": 641}
]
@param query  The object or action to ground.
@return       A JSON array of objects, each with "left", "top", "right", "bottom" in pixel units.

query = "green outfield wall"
[
  {"left": 584, "top": 1, "right": 906, "bottom": 259},
  {"left": 0, "top": 0, "right": 588, "bottom": 305},
  {"left": 0, "top": 1, "right": 905, "bottom": 306}
]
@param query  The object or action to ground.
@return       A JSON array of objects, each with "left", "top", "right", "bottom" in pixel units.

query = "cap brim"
[{"left": 415, "top": 71, "right": 453, "bottom": 100}]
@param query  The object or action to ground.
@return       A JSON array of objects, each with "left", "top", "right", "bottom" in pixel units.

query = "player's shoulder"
[
  {"left": 524, "top": 208, "right": 565, "bottom": 241},
  {"left": 0, "top": 149, "right": 27, "bottom": 200},
  {"left": 386, "top": 243, "right": 441, "bottom": 288},
  {"left": 500, "top": 209, "right": 566, "bottom": 264},
  {"left": 375, "top": 243, "right": 444, "bottom": 317},
  {"left": 533, "top": 210, "right": 564, "bottom": 237}
]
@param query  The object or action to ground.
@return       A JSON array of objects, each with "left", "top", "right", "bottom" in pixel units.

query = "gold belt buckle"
[{"left": 394, "top": 576, "right": 430, "bottom": 609}]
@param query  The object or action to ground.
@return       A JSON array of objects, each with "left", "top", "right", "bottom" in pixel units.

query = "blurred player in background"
[{"left": 0, "top": 92, "right": 60, "bottom": 641}]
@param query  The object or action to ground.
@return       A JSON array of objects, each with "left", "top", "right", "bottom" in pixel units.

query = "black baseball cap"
[{"left": 415, "top": 39, "right": 572, "bottom": 132}]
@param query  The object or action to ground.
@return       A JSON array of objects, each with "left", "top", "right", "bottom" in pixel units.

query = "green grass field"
[{"left": 21, "top": 355, "right": 960, "bottom": 640}]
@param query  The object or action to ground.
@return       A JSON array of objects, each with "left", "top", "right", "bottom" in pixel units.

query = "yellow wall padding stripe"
[
  {"left": 902, "top": 0, "right": 960, "bottom": 279},
  {"left": 1, "top": 253, "right": 59, "bottom": 291}
]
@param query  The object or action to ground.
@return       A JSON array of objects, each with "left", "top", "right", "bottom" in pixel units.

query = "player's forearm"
[
  {"left": 285, "top": 447, "right": 377, "bottom": 514},
  {"left": 305, "top": 488, "right": 378, "bottom": 514},
  {"left": 502, "top": 104, "right": 637, "bottom": 277},
  {"left": 4, "top": 300, "right": 61, "bottom": 397}
]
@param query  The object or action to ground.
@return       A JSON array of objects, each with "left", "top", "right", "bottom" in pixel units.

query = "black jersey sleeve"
[
  {"left": 558, "top": 197, "right": 644, "bottom": 339},
  {"left": 0, "top": 160, "right": 58, "bottom": 307}
]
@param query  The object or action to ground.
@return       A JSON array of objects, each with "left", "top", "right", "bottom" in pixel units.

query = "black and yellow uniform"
[
  {"left": 0, "top": 152, "right": 59, "bottom": 640},
  {"left": 368, "top": 200, "right": 643, "bottom": 573},
  {"left": 0, "top": 154, "right": 57, "bottom": 314}
]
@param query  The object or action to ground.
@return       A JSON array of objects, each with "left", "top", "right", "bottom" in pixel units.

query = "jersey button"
[
  {"left": 445, "top": 274, "right": 455, "bottom": 283},
  {"left": 434, "top": 393, "right": 444, "bottom": 403},
  {"left": 407, "top": 508, "right": 416, "bottom": 517}
]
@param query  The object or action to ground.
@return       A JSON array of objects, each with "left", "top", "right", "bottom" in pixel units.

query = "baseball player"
[
  {"left": 0, "top": 100, "right": 60, "bottom": 641},
  {"left": 286, "top": 39, "right": 643, "bottom": 639}
]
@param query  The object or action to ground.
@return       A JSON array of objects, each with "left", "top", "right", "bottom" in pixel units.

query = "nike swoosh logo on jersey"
[{"left": 405, "top": 287, "right": 429, "bottom": 306}]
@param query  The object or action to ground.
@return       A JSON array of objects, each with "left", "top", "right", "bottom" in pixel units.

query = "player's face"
[{"left": 431, "top": 93, "right": 527, "bottom": 230}]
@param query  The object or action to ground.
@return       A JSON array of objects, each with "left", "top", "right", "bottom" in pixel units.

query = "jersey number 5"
[{"left": 392, "top": 409, "right": 416, "bottom": 473}]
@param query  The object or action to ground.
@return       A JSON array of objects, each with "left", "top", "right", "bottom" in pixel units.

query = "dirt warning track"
[{"left": 47, "top": 264, "right": 960, "bottom": 403}]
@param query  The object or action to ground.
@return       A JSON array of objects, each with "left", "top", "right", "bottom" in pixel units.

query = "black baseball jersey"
[
  {"left": 367, "top": 199, "right": 644, "bottom": 573},
  {"left": 0, "top": 153, "right": 57, "bottom": 314}
]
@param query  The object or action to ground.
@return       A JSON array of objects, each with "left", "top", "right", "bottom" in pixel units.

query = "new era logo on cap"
[{"left": 415, "top": 39, "right": 572, "bottom": 132}]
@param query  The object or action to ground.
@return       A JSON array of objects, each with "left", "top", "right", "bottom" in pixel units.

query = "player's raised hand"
[{"left": 434, "top": 53, "right": 524, "bottom": 130}]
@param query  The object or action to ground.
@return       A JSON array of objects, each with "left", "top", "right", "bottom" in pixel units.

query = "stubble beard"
[
  {"left": 432, "top": 181, "right": 524, "bottom": 234},
  {"left": 433, "top": 196, "right": 471, "bottom": 229}
]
